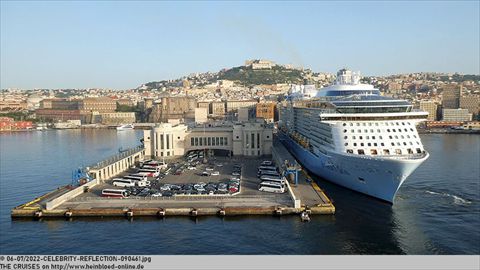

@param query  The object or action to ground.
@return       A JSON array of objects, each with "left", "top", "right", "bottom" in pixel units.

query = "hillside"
[{"left": 218, "top": 65, "right": 304, "bottom": 86}]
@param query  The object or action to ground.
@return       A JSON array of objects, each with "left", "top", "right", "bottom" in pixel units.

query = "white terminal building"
[{"left": 143, "top": 121, "right": 273, "bottom": 159}]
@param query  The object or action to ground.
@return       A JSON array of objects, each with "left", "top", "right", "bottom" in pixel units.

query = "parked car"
[
  {"left": 201, "top": 171, "right": 210, "bottom": 177},
  {"left": 211, "top": 171, "right": 220, "bottom": 176},
  {"left": 206, "top": 166, "right": 214, "bottom": 171},
  {"left": 232, "top": 172, "right": 241, "bottom": 176}
]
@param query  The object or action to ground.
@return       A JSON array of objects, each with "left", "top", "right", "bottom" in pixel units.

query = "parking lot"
[{"left": 76, "top": 151, "right": 292, "bottom": 203}]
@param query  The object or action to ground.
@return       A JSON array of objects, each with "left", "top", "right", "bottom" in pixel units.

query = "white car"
[
  {"left": 188, "top": 166, "right": 197, "bottom": 170},
  {"left": 211, "top": 171, "right": 220, "bottom": 176},
  {"left": 151, "top": 193, "right": 162, "bottom": 197},
  {"left": 232, "top": 172, "right": 241, "bottom": 176},
  {"left": 206, "top": 167, "right": 214, "bottom": 171},
  {"left": 216, "top": 163, "right": 223, "bottom": 167}
]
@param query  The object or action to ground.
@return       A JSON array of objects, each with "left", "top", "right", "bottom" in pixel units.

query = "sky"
[{"left": 1, "top": 1, "right": 479, "bottom": 89}]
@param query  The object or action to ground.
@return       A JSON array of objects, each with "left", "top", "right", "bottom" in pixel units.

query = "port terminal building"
[{"left": 143, "top": 121, "right": 273, "bottom": 158}]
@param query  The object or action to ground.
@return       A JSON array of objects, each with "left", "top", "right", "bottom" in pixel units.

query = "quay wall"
[
  {"left": 88, "top": 146, "right": 145, "bottom": 182},
  {"left": 45, "top": 179, "right": 99, "bottom": 210}
]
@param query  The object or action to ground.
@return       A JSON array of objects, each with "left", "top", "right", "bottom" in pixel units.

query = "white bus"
[
  {"left": 258, "top": 182, "right": 285, "bottom": 193},
  {"left": 102, "top": 189, "right": 128, "bottom": 198},
  {"left": 142, "top": 161, "right": 168, "bottom": 170},
  {"left": 123, "top": 175, "right": 148, "bottom": 181},
  {"left": 259, "top": 175, "right": 286, "bottom": 184},
  {"left": 137, "top": 168, "right": 159, "bottom": 177},
  {"left": 112, "top": 178, "right": 136, "bottom": 187}
]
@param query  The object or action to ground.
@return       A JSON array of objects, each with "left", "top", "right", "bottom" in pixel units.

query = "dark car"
[{"left": 162, "top": 191, "right": 174, "bottom": 197}]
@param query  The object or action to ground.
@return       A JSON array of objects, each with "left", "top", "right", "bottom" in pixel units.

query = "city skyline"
[{"left": 1, "top": 1, "right": 479, "bottom": 89}]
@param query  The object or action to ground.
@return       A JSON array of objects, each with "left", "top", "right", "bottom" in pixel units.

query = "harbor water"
[{"left": 0, "top": 130, "right": 478, "bottom": 254}]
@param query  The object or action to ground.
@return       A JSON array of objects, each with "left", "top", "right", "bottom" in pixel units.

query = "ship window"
[
  {"left": 350, "top": 123, "right": 353, "bottom": 126},
  {"left": 383, "top": 149, "right": 390, "bottom": 155},
  {"left": 407, "top": 135, "right": 410, "bottom": 138},
  {"left": 358, "top": 149, "right": 365, "bottom": 155},
  {"left": 407, "top": 148, "right": 413, "bottom": 154},
  {"left": 417, "top": 142, "right": 420, "bottom": 145},
  {"left": 377, "top": 129, "right": 381, "bottom": 132},
  {"left": 344, "top": 136, "right": 348, "bottom": 139},
  {"left": 359, "top": 136, "right": 363, "bottom": 139},
  {"left": 381, "top": 143, "right": 384, "bottom": 146},
  {"left": 370, "top": 129, "right": 374, "bottom": 133},
  {"left": 402, "top": 122, "right": 405, "bottom": 125},
  {"left": 352, "top": 136, "right": 356, "bottom": 139},
  {"left": 408, "top": 122, "right": 411, "bottom": 125},
  {"left": 362, "top": 123, "right": 366, "bottom": 126},
  {"left": 413, "top": 135, "right": 417, "bottom": 138},
  {"left": 401, "top": 135, "right": 404, "bottom": 139},
  {"left": 347, "top": 149, "right": 353, "bottom": 154},
  {"left": 389, "top": 136, "right": 393, "bottom": 139},
  {"left": 396, "top": 122, "right": 400, "bottom": 126},
  {"left": 410, "top": 128, "right": 414, "bottom": 131},
  {"left": 351, "top": 129, "right": 355, "bottom": 133},
  {"left": 358, "top": 129, "right": 361, "bottom": 133},
  {"left": 404, "top": 128, "right": 408, "bottom": 132},
  {"left": 368, "top": 123, "right": 372, "bottom": 126},
  {"left": 345, "top": 143, "right": 348, "bottom": 146},
  {"left": 374, "top": 143, "right": 378, "bottom": 146},
  {"left": 356, "top": 123, "right": 360, "bottom": 126},
  {"left": 370, "top": 149, "right": 378, "bottom": 155},
  {"left": 403, "top": 142, "right": 407, "bottom": 145},
  {"left": 410, "top": 142, "right": 413, "bottom": 145},
  {"left": 379, "top": 136, "right": 383, "bottom": 139},
  {"left": 397, "top": 142, "right": 401, "bottom": 146},
  {"left": 395, "top": 149, "right": 402, "bottom": 155},
  {"left": 375, "top": 123, "right": 379, "bottom": 126},
  {"left": 353, "top": 143, "right": 357, "bottom": 146},
  {"left": 343, "top": 129, "right": 347, "bottom": 133},
  {"left": 367, "top": 143, "right": 371, "bottom": 146},
  {"left": 391, "top": 142, "right": 395, "bottom": 146},
  {"left": 372, "top": 136, "right": 376, "bottom": 139},
  {"left": 416, "top": 148, "right": 422, "bottom": 153},
  {"left": 387, "top": 129, "right": 390, "bottom": 132},
  {"left": 343, "top": 123, "right": 346, "bottom": 126},
  {"left": 395, "top": 135, "right": 398, "bottom": 139},
  {"left": 360, "top": 143, "right": 364, "bottom": 146},
  {"left": 392, "top": 129, "right": 396, "bottom": 132},
  {"left": 366, "top": 136, "right": 370, "bottom": 139},
  {"left": 364, "top": 129, "right": 368, "bottom": 133}
]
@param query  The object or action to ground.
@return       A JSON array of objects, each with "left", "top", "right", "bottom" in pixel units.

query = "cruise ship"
[{"left": 278, "top": 69, "right": 429, "bottom": 203}]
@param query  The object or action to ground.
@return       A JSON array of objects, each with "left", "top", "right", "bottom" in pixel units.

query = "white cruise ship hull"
[{"left": 278, "top": 132, "right": 428, "bottom": 203}]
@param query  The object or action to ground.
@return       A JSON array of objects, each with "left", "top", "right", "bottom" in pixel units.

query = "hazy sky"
[{"left": 1, "top": 1, "right": 479, "bottom": 89}]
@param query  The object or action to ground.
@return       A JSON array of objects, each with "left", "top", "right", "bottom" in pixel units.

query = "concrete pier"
[{"left": 12, "top": 143, "right": 334, "bottom": 219}]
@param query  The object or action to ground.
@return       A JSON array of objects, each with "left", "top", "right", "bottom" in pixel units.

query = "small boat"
[
  {"left": 300, "top": 211, "right": 310, "bottom": 222},
  {"left": 116, "top": 124, "right": 134, "bottom": 131}
]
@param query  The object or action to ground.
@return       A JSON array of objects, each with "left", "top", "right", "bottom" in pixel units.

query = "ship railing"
[{"left": 344, "top": 151, "right": 428, "bottom": 160}]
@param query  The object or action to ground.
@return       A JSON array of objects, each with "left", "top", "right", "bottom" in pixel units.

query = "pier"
[{"left": 12, "top": 142, "right": 334, "bottom": 219}]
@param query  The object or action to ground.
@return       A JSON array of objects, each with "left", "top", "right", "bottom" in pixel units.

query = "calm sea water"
[{"left": 0, "top": 130, "right": 478, "bottom": 254}]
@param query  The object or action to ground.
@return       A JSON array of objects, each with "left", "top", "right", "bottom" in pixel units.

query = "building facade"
[
  {"left": 460, "top": 96, "right": 480, "bottom": 118},
  {"left": 442, "top": 84, "right": 462, "bottom": 109},
  {"left": 143, "top": 121, "right": 273, "bottom": 158},
  {"left": 419, "top": 101, "right": 439, "bottom": 121},
  {"left": 226, "top": 100, "right": 258, "bottom": 113},
  {"left": 98, "top": 112, "right": 136, "bottom": 125},
  {"left": 442, "top": 108, "right": 472, "bottom": 122},
  {"left": 256, "top": 102, "right": 276, "bottom": 122}
]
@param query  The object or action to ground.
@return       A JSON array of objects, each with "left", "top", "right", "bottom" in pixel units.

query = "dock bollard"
[
  {"left": 34, "top": 211, "right": 43, "bottom": 218},
  {"left": 275, "top": 208, "right": 283, "bottom": 216},
  {"left": 64, "top": 211, "right": 73, "bottom": 218},
  {"left": 190, "top": 209, "right": 198, "bottom": 217},
  {"left": 126, "top": 210, "right": 134, "bottom": 218},
  {"left": 218, "top": 209, "right": 226, "bottom": 216},
  {"left": 157, "top": 209, "right": 165, "bottom": 217}
]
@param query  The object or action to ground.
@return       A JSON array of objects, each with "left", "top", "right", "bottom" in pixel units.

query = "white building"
[{"left": 143, "top": 121, "right": 273, "bottom": 158}]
